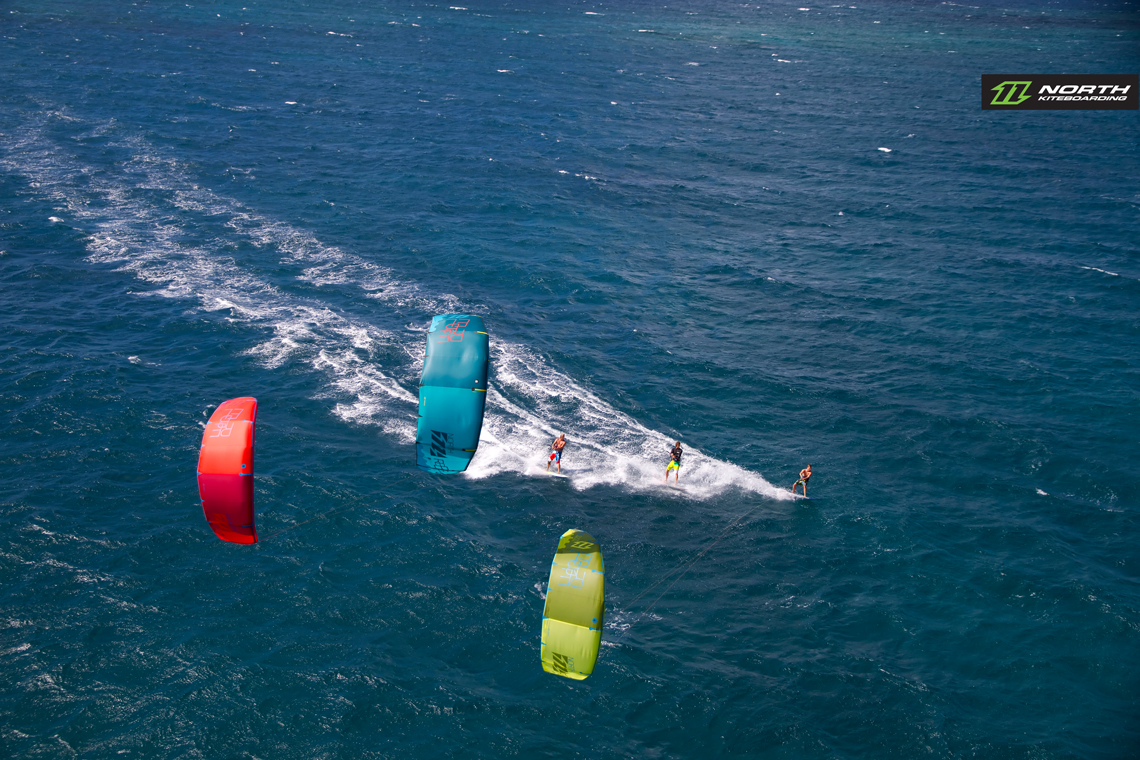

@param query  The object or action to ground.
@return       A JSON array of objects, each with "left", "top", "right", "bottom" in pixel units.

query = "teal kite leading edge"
[{"left": 416, "top": 314, "right": 490, "bottom": 474}]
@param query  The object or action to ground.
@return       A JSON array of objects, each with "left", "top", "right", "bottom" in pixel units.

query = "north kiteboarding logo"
[
  {"left": 989, "top": 80, "right": 1034, "bottom": 106},
  {"left": 430, "top": 430, "right": 449, "bottom": 458},
  {"left": 982, "top": 75, "right": 1138, "bottom": 110}
]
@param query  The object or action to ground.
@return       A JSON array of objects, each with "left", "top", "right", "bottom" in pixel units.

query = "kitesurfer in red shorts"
[{"left": 547, "top": 433, "right": 567, "bottom": 473}]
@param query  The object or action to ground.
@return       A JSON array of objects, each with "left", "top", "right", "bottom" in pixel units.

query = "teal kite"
[{"left": 416, "top": 314, "right": 489, "bottom": 474}]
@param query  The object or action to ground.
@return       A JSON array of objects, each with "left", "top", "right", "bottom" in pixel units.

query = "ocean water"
[{"left": 2, "top": 0, "right": 1138, "bottom": 757}]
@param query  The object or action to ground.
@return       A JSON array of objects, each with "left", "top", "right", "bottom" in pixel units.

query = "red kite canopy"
[{"left": 197, "top": 397, "right": 258, "bottom": 544}]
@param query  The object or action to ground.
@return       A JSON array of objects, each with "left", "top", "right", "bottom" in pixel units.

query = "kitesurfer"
[
  {"left": 792, "top": 464, "right": 812, "bottom": 496},
  {"left": 547, "top": 433, "right": 567, "bottom": 473},
  {"left": 665, "top": 441, "right": 683, "bottom": 484}
]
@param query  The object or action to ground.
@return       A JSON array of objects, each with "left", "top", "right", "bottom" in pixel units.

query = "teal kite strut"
[{"left": 416, "top": 314, "right": 490, "bottom": 474}]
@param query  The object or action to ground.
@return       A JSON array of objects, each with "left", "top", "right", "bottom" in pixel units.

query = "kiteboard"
[
  {"left": 528, "top": 463, "right": 568, "bottom": 479},
  {"left": 541, "top": 529, "right": 604, "bottom": 680}
]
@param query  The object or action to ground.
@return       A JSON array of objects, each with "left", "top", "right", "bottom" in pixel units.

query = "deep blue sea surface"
[{"left": 2, "top": 1, "right": 1138, "bottom": 757}]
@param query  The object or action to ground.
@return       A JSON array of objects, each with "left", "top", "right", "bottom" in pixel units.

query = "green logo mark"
[{"left": 990, "top": 80, "right": 1034, "bottom": 106}]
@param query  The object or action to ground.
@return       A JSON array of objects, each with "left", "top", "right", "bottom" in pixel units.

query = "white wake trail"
[
  {"left": 4, "top": 116, "right": 790, "bottom": 501},
  {"left": 2, "top": 118, "right": 417, "bottom": 440},
  {"left": 469, "top": 343, "right": 790, "bottom": 500}
]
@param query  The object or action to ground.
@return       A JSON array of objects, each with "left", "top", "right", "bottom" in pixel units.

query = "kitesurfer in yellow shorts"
[
  {"left": 665, "top": 441, "right": 683, "bottom": 484},
  {"left": 792, "top": 464, "right": 812, "bottom": 496}
]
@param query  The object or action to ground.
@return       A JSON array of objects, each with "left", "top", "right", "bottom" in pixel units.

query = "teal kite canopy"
[{"left": 416, "top": 314, "right": 490, "bottom": 474}]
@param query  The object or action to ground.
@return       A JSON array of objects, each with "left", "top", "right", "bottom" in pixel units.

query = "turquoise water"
[{"left": 2, "top": 1, "right": 1138, "bottom": 757}]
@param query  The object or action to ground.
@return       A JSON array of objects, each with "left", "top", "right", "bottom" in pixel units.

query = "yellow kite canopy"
[{"left": 541, "top": 529, "right": 605, "bottom": 680}]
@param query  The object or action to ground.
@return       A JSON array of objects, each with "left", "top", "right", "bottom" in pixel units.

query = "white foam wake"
[
  {"left": 2, "top": 116, "right": 418, "bottom": 442},
  {"left": 3, "top": 114, "right": 791, "bottom": 501},
  {"left": 467, "top": 343, "right": 789, "bottom": 500}
]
